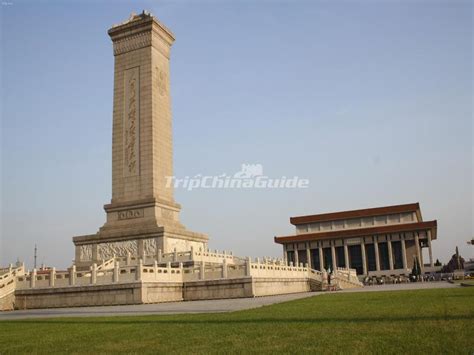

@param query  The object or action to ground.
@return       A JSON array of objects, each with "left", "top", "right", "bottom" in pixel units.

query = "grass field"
[{"left": 1, "top": 288, "right": 473, "bottom": 354}]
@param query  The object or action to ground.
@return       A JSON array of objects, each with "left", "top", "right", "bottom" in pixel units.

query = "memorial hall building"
[{"left": 274, "top": 203, "right": 438, "bottom": 276}]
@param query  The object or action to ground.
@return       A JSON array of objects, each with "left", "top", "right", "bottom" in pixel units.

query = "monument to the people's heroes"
[{"left": 73, "top": 11, "right": 208, "bottom": 268}]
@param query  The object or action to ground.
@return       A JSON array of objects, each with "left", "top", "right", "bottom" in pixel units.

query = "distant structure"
[
  {"left": 275, "top": 203, "right": 439, "bottom": 277},
  {"left": 441, "top": 246, "right": 465, "bottom": 273},
  {"left": 34, "top": 244, "right": 37, "bottom": 269}
]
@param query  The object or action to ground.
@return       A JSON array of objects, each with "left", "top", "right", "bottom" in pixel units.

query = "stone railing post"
[
  {"left": 136, "top": 259, "right": 143, "bottom": 281},
  {"left": 153, "top": 260, "right": 158, "bottom": 279},
  {"left": 91, "top": 263, "right": 97, "bottom": 284},
  {"left": 126, "top": 252, "right": 131, "bottom": 266},
  {"left": 166, "top": 262, "right": 171, "bottom": 280},
  {"left": 31, "top": 269, "right": 37, "bottom": 288},
  {"left": 113, "top": 261, "right": 120, "bottom": 283},
  {"left": 70, "top": 265, "right": 76, "bottom": 286},
  {"left": 157, "top": 249, "right": 162, "bottom": 263},
  {"left": 200, "top": 262, "right": 205, "bottom": 280},
  {"left": 49, "top": 267, "right": 56, "bottom": 287},
  {"left": 222, "top": 258, "right": 228, "bottom": 279},
  {"left": 322, "top": 269, "right": 328, "bottom": 289}
]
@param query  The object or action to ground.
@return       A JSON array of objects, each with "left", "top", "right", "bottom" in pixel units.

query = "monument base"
[
  {"left": 72, "top": 197, "right": 208, "bottom": 268},
  {"left": 14, "top": 281, "right": 184, "bottom": 309},
  {"left": 73, "top": 226, "right": 208, "bottom": 268},
  {"left": 13, "top": 277, "right": 323, "bottom": 310}
]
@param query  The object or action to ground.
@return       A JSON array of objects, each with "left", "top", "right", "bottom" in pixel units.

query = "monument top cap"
[{"left": 108, "top": 10, "right": 175, "bottom": 43}]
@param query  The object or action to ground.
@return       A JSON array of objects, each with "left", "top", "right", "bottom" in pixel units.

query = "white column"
[
  {"left": 153, "top": 260, "right": 158, "bottom": 280},
  {"left": 361, "top": 242, "right": 367, "bottom": 275},
  {"left": 70, "top": 265, "right": 76, "bottom": 286},
  {"left": 319, "top": 247, "right": 324, "bottom": 271},
  {"left": 401, "top": 236, "right": 408, "bottom": 270},
  {"left": 415, "top": 232, "right": 423, "bottom": 272},
  {"left": 91, "top": 263, "right": 97, "bottom": 284},
  {"left": 283, "top": 244, "right": 288, "bottom": 265},
  {"left": 156, "top": 245, "right": 162, "bottom": 262},
  {"left": 114, "top": 261, "right": 120, "bottom": 283},
  {"left": 306, "top": 244, "right": 312, "bottom": 269},
  {"left": 222, "top": 258, "right": 228, "bottom": 278},
  {"left": 344, "top": 243, "right": 349, "bottom": 269},
  {"left": 331, "top": 243, "right": 337, "bottom": 271},
  {"left": 387, "top": 239, "right": 394, "bottom": 270},
  {"left": 50, "top": 268, "right": 56, "bottom": 287},
  {"left": 136, "top": 259, "right": 143, "bottom": 281},
  {"left": 374, "top": 236, "right": 381, "bottom": 271},
  {"left": 200, "top": 261, "right": 205, "bottom": 280},
  {"left": 31, "top": 269, "right": 37, "bottom": 288},
  {"left": 427, "top": 232, "right": 434, "bottom": 267},
  {"left": 294, "top": 244, "right": 299, "bottom": 267}
]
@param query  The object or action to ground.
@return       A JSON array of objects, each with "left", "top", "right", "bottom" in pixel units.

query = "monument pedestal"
[{"left": 73, "top": 196, "right": 208, "bottom": 267}]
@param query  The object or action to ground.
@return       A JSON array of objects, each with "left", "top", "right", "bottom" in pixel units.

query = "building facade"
[{"left": 274, "top": 203, "right": 438, "bottom": 277}]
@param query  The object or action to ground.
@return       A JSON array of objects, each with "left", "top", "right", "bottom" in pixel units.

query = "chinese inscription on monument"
[{"left": 123, "top": 67, "right": 140, "bottom": 177}]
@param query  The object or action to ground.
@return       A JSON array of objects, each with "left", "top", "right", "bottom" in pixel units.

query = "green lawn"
[{"left": 1, "top": 288, "right": 473, "bottom": 354}]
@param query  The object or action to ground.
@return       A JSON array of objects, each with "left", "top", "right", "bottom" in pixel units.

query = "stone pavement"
[
  {"left": 0, "top": 292, "right": 319, "bottom": 320},
  {"left": 0, "top": 282, "right": 458, "bottom": 320}
]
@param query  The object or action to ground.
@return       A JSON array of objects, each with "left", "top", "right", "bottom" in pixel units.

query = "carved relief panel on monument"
[
  {"left": 97, "top": 240, "right": 138, "bottom": 259},
  {"left": 143, "top": 238, "right": 157, "bottom": 256},
  {"left": 79, "top": 245, "right": 93, "bottom": 261}
]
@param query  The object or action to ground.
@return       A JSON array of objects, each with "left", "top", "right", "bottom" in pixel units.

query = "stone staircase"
[{"left": 0, "top": 263, "right": 25, "bottom": 311}]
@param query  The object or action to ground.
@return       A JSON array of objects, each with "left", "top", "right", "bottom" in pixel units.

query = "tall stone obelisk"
[{"left": 73, "top": 12, "right": 208, "bottom": 266}]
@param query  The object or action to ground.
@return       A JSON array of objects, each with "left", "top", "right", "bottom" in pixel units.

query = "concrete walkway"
[
  {"left": 0, "top": 282, "right": 458, "bottom": 320},
  {"left": 0, "top": 292, "right": 319, "bottom": 320}
]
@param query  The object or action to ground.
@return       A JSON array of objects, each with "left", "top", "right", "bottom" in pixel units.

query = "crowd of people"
[{"left": 363, "top": 274, "right": 444, "bottom": 286}]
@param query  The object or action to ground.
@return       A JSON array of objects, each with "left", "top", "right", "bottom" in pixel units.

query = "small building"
[{"left": 274, "top": 203, "right": 438, "bottom": 276}]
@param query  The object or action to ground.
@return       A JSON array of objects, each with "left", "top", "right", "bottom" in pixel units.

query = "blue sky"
[{"left": 1, "top": 0, "right": 472, "bottom": 268}]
